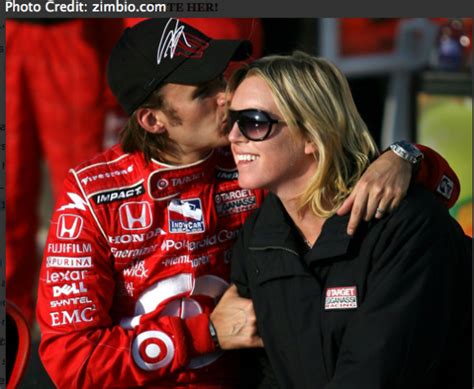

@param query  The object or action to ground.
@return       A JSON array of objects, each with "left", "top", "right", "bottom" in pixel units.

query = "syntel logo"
[
  {"left": 119, "top": 202, "right": 153, "bottom": 231},
  {"left": 56, "top": 214, "right": 83, "bottom": 240}
]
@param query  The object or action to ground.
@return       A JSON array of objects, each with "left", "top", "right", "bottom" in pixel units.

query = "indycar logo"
[
  {"left": 168, "top": 198, "right": 205, "bottom": 234},
  {"left": 119, "top": 202, "right": 152, "bottom": 230},
  {"left": 56, "top": 214, "right": 83, "bottom": 240}
]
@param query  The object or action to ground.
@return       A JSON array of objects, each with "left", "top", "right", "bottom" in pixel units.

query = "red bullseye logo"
[{"left": 132, "top": 331, "right": 175, "bottom": 371}]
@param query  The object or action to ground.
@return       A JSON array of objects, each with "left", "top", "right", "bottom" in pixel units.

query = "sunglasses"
[{"left": 227, "top": 109, "right": 286, "bottom": 141}]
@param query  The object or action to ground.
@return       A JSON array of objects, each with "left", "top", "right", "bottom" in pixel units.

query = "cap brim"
[{"left": 164, "top": 39, "right": 252, "bottom": 85}]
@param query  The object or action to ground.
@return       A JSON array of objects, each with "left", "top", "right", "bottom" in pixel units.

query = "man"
[{"left": 36, "top": 18, "right": 459, "bottom": 388}]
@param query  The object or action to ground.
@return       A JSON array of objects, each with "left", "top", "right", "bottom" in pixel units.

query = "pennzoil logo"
[{"left": 56, "top": 214, "right": 83, "bottom": 240}]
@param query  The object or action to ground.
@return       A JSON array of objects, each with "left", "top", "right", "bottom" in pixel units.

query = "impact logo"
[{"left": 168, "top": 198, "right": 205, "bottom": 234}]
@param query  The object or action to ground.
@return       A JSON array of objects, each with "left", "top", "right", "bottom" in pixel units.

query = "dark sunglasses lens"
[{"left": 239, "top": 111, "right": 272, "bottom": 140}]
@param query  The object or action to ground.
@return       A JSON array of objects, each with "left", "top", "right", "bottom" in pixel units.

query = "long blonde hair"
[{"left": 228, "top": 51, "right": 379, "bottom": 217}]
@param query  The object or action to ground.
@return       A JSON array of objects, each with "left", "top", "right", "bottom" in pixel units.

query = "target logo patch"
[
  {"left": 132, "top": 331, "right": 175, "bottom": 371},
  {"left": 325, "top": 286, "right": 358, "bottom": 310}
]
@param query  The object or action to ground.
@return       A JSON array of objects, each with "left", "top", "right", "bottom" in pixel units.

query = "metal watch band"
[
  {"left": 389, "top": 141, "right": 424, "bottom": 165},
  {"left": 208, "top": 319, "right": 221, "bottom": 350}
]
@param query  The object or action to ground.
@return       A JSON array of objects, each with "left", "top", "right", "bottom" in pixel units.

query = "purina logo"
[
  {"left": 56, "top": 214, "right": 83, "bottom": 240},
  {"left": 168, "top": 198, "right": 205, "bottom": 234},
  {"left": 119, "top": 202, "right": 153, "bottom": 230}
]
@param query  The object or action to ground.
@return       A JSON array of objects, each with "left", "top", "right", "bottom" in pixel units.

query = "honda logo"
[
  {"left": 119, "top": 202, "right": 152, "bottom": 230},
  {"left": 57, "top": 214, "right": 83, "bottom": 240}
]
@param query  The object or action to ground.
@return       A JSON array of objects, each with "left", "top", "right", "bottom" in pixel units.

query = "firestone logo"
[{"left": 81, "top": 165, "right": 134, "bottom": 186}]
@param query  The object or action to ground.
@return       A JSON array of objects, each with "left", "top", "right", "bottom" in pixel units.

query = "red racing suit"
[
  {"left": 36, "top": 144, "right": 459, "bottom": 388},
  {"left": 37, "top": 145, "right": 265, "bottom": 388}
]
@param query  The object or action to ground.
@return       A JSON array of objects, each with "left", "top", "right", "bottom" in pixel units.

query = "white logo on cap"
[{"left": 157, "top": 18, "right": 190, "bottom": 65}]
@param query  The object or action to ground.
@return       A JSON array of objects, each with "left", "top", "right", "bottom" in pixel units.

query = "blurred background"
[{"left": 5, "top": 17, "right": 472, "bottom": 388}]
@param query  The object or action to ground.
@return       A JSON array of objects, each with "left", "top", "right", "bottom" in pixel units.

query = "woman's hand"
[{"left": 337, "top": 151, "right": 412, "bottom": 235}]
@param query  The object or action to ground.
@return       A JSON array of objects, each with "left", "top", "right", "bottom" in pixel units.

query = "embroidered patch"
[
  {"left": 436, "top": 174, "right": 454, "bottom": 200},
  {"left": 325, "top": 286, "right": 358, "bottom": 310}
]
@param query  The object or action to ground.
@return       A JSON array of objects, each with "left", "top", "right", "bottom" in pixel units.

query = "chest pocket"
[
  {"left": 252, "top": 249, "right": 314, "bottom": 285},
  {"left": 249, "top": 249, "right": 322, "bottom": 334}
]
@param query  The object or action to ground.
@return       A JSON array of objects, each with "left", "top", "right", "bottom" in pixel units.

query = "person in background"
[
  {"left": 6, "top": 19, "right": 125, "bottom": 325},
  {"left": 219, "top": 51, "right": 470, "bottom": 388},
  {"left": 37, "top": 19, "right": 460, "bottom": 388}
]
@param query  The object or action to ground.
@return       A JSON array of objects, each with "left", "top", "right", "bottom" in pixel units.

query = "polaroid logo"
[
  {"left": 46, "top": 256, "right": 92, "bottom": 268},
  {"left": 50, "top": 306, "right": 96, "bottom": 327},
  {"left": 92, "top": 183, "right": 144, "bottom": 205},
  {"left": 56, "top": 214, "right": 83, "bottom": 240},
  {"left": 437, "top": 174, "right": 454, "bottom": 200},
  {"left": 81, "top": 165, "right": 134, "bottom": 186},
  {"left": 46, "top": 270, "right": 87, "bottom": 284},
  {"left": 46, "top": 243, "right": 92, "bottom": 254},
  {"left": 119, "top": 202, "right": 152, "bottom": 230},
  {"left": 325, "top": 286, "right": 358, "bottom": 310},
  {"left": 168, "top": 198, "right": 205, "bottom": 234},
  {"left": 50, "top": 296, "right": 93, "bottom": 308},
  {"left": 161, "top": 229, "right": 238, "bottom": 252},
  {"left": 108, "top": 227, "right": 165, "bottom": 245},
  {"left": 52, "top": 282, "right": 88, "bottom": 297},
  {"left": 215, "top": 189, "right": 257, "bottom": 217}
]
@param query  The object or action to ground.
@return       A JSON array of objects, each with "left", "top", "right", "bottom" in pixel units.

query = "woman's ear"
[
  {"left": 135, "top": 108, "right": 166, "bottom": 134},
  {"left": 304, "top": 139, "right": 317, "bottom": 155}
]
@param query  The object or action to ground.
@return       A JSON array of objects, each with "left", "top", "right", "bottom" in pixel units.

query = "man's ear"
[{"left": 135, "top": 108, "right": 166, "bottom": 134}]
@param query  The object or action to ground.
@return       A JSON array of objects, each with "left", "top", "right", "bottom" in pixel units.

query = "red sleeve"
[
  {"left": 414, "top": 144, "right": 460, "bottom": 208},
  {"left": 36, "top": 173, "right": 216, "bottom": 388}
]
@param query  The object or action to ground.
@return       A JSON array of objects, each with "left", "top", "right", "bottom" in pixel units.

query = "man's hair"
[
  {"left": 120, "top": 87, "right": 179, "bottom": 163},
  {"left": 227, "top": 51, "right": 379, "bottom": 217}
]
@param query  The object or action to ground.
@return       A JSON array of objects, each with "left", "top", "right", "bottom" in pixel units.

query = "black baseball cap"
[{"left": 107, "top": 18, "right": 253, "bottom": 115}]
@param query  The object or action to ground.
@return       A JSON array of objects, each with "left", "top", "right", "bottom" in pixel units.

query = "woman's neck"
[{"left": 279, "top": 196, "right": 326, "bottom": 248}]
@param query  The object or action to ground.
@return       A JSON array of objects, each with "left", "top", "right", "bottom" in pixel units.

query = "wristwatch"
[
  {"left": 208, "top": 319, "right": 221, "bottom": 350},
  {"left": 389, "top": 141, "right": 424, "bottom": 166}
]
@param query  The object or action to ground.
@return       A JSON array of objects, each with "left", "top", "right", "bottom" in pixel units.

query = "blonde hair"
[{"left": 228, "top": 51, "right": 379, "bottom": 217}]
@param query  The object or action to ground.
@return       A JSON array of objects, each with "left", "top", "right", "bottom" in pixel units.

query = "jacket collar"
[{"left": 249, "top": 192, "right": 353, "bottom": 263}]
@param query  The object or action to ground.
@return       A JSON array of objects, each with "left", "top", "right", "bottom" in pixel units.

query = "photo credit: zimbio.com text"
[{"left": 5, "top": 0, "right": 174, "bottom": 14}]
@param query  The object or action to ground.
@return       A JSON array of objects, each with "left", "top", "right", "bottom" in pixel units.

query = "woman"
[{"left": 223, "top": 52, "right": 470, "bottom": 388}]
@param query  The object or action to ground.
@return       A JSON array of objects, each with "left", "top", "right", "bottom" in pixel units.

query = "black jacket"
[{"left": 231, "top": 186, "right": 471, "bottom": 389}]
